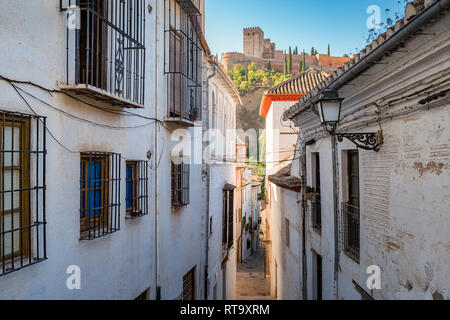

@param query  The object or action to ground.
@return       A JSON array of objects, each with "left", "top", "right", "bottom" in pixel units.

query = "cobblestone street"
[{"left": 236, "top": 246, "right": 273, "bottom": 300}]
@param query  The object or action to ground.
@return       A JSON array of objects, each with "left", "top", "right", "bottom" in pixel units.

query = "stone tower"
[{"left": 243, "top": 27, "right": 265, "bottom": 59}]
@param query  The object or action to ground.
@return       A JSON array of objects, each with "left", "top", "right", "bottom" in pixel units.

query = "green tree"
[
  {"left": 267, "top": 59, "right": 272, "bottom": 71},
  {"left": 283, "top": 54, "right": 288, "bottom": 75},
  {"left": 310, "top": 47, "right": 315, "bottom": 56},
  {"left": 301, "top": 50, "right": 306, "bottom": 72},
  {"left": 288, "top": 47, "right": 293, "bottom": 74},
  {"left": 328, "top": 44, "right": 331, "bottom": 56}
]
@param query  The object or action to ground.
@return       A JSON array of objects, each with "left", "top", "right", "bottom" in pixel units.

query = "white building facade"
[
  {"left": 0, "top": 0, "right": 217, "bottom": 300},
  {"left": 202, "top": 56, "right": 242, "bottom": 300},
  {"left": 282, "top": 0, "right": 450, "bottom": 300}
]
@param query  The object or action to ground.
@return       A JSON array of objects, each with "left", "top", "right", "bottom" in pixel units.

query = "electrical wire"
[{"left": 0, "top": 74, "right": 163, "bottom": 124}]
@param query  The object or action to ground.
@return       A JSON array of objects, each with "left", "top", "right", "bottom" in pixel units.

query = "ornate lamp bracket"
[{"left": 335, "top": 131, "right": 383, "bottom": 152}]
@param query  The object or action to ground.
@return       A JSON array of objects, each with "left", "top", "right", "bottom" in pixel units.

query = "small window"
[
  {"left": 171, "top": 156, "right": 189, "bottom": 207},
  {"left": 0, "top": 111, "right": 46, "bottom": 276},
  {"left": 340, "top": 150, "right": 360, "bottom": 262},
  {"left": 311, "top": 152, "right": 321, "bottom": 231},
  {"left": 126, "top": 161, "right": 149, "bottom": 218},
  {"left": 183, "top": 266, "right": 196, "bottom": 300},
  {"left": 285, "top": 218, "right": 290, "bottom": 248},
  {"left": 80, "top": 152, "right": 121, "bottom": 240},
  {"left": 209, "top": 216, "right": 213, "bottom": 236},
  {"left": 135, "top": 288, "right": 150, "bottom": 300},
  {"left": 222, "top": 184, "right": 235, "bottom": 250}
]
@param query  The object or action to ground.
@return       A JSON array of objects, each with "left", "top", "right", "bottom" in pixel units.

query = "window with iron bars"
[
  {"left": 311, "top": 195, "right": 321, "bottom": 231},
  {"left": 80, "top": 152, "right": 121, "bottom": 240},
  {"left": 62, "top": 0, "right": 146, "bottom": 107},
  {"left": 340, "top": 202, "right": 360, "bottom": 262},
  {"left": 164, "top": 0, "right": 203, "bottom": 121},
  {"left": 222, "top": 186, "right": 234, "bottom": 250},
  {"left": 125, "top": 160, "right": 148, "bottom": 218},
  {"left": 0, "top": 111, "right": 47, "bottom": 277},
  {"left": 171, "top": 157, "right": 190, "bottom": 207}
]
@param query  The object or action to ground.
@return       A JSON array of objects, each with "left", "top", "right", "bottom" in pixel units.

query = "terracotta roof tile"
[{"left": 265, "top": 69, "right": 329, "bottom": 95}]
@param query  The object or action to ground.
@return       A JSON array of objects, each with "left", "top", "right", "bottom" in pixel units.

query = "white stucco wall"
[
  {"left": 0, "top": 0, "right": 158, "bottom": 299},
  {"left": 295, "top": 10, "right": 450, "bottom": 300},
  {"left": 266, "top": 101, "right": 298, "bottom": 173}
]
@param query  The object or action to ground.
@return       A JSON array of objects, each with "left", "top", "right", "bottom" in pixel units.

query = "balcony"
[
  {"left": 340, "top": 202, "right": 360, "bottom": 262},
  {"left": 164, "top": 0, "right": 203, "bottom": 127},
  {"left": 60, "top": 0, "right": 146, "bottom": 109}
]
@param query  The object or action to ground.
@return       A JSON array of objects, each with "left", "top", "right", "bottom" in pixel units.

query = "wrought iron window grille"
[
  {"left": 171, "top": 156, "right": 190, "bottom": 207},
  {"left": 61, "top": 0, "right": 146, "bottom": 108},
  {"left": 311, "top": 194, "right": 321, "bottom": 232},
  {"left": 222, "top": 186, "right": 234, "bottom": 250},
  {"left": 0, "top": 111, "right": 47, "bottom": 277},
  {"left": 80, "top": 152, "right": 121, "bottom": 240},
  {"left": 164, "top": 0, "right": 203, "bottom": 121},
  {"left": 125, "top": 160, "right": 149, "bottom": 218},
  {"left": 339, "top": 202, "right": 360, "bottom": 263}
]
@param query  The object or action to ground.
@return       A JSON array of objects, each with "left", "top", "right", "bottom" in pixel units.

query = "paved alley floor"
[{"left": 236, "top": 246, "right": 273, "bottom": 300}]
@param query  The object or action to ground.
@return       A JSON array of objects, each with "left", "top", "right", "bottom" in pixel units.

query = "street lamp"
[{"left": 316, "top": 89, "right": 383, "bottom": 152}]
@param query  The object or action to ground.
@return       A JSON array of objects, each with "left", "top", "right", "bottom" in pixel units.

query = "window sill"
[
  {"left": 80, "top": 228, "right": 119, "bottom": 241},
  {"left": 59, "top": 83, "right": 144, "bottom": 109},
  {"left": 164, "top": 117, "right": 197, "bottom": 128},
  {"left": 126, "top": 211, "right": 148, "bottom": 219},
  {"left": 342, "top": 249, "right": 360, "bottom": 264},
  {"left": 0, "top": 256, "right": 47, "bottom": 277}
]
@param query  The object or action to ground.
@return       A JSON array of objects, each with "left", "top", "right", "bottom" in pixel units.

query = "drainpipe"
[
  {"left": 204, "top": 61, "right": 217, "bottom": 300},
  {"left": 154, "top": 0, "right": 160, "bottom": 300},
  {"left": 331, "top": 135, "right": 339, "bottom": 299},
  {"left": 300, "top": 137, "right": 307, "bottom": 299}
]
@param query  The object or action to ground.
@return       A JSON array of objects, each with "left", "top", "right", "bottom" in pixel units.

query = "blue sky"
[{"left": 205, "top": 0, "right": 408, "bottom": 58}]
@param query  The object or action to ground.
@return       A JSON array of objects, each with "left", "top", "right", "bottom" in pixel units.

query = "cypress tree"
[
  {"left": 283, "top": 54, "right": 288, "bottom": 75},
  {"left": 301, "top": 50, "right": 306, "bottom": 72},
  {"left": 268, "top": 59, "right": 272, "bottom": 72},
  {"left": 328, "top": 44, "right": 331, "bottom": 56},
  {"left": 288, "top": 47, "right": 293, "bottom": 74}
]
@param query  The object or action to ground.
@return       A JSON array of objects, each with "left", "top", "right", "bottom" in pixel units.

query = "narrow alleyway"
[{"left": 236, "top": 246, "right": 273, "bottom": 300}]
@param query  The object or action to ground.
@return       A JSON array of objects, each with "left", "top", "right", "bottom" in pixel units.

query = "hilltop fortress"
[{"left": 222, "top": 26, "right": 350, "bottom": 73}]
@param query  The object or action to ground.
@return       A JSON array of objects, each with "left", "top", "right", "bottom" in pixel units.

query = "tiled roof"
[
  {"left": 283, "top": 0, "right": 441, "bottom": 121},
  {"left": 265, "top": 69, "right": 330, "bottom": 95},
  {"left": 268, "top": 163, "right": 301, "bottom": 192},
  {"left": 259, "top": 69, "right": 330, "bottom": 117}
]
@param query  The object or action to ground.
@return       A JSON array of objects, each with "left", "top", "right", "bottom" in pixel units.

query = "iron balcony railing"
[
  {"left": 311, "top": 194, "right": 321, "bottom": 231},
  {"left": 340, "top": 202, "right": 360, "bottom": 262},
  {"left": 62, "top": 0, "right": 146, "bottom": 108},
  {"left": 164, "top": 0, "right": 203, "bottom": 121}
]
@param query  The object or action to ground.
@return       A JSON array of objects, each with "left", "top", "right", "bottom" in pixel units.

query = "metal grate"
[
  {"left": 171, "top": 157, "right": 189, "bottom": 207},
  {"left": 80, "top": 152, "right": 121, "bottom": 240},
  {"left": 63, "top": 0, "right": 146, "bottom": 106},
  {"left": 340, "top": 202, "right": 360, "bottom": 262},
  {"left": 182, "top": 266, "right": 196, "bottom": 300},
  {"left": 311, "top": 195, "right": 321, "bottom": 231},
  {"left": 222, "top": 186, "right": 234, "bottom": 250},
  {"left": 0, "top": 111, "right": 47, "bottom": 277},
  {"left": 125, "top": 160, "right": 148, "bottom": 218},
  {"left": 164, "top": 0, "right": 202, "bottom": 120}
]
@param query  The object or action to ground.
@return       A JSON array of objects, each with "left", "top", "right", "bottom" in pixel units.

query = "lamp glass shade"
[{"left": 319, "top": 100, "right": 341, "bottom": 124}]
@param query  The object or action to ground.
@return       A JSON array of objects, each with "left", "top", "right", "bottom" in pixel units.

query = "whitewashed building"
[
  {"left": 202, "top": 55, "right": 242, "bottom": 300},
  {"left": 282, "top": 0, "right": 450, "bottom": 300},
  {"left": 0, "top": 0, "right": 214, "bottom": 300},
  {"left": 261, "top": 70, "right": 331, "bottom": 299}
]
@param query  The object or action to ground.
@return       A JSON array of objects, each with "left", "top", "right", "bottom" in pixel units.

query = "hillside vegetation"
[{"left": 228, "top": 63, "right": 291, "bottom": 96}]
